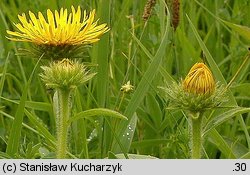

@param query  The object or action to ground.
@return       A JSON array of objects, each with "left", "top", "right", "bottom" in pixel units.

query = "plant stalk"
[
  {"left": 190, "top": 113, "right": 203, "bottom": 159},
  {"left": 54, "top": 89, "right": 72, "bottom": 159}
]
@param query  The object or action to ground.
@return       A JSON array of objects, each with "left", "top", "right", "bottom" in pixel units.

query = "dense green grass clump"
[{"left": 0, "top": 0, "right": 250, "bottom": 159}]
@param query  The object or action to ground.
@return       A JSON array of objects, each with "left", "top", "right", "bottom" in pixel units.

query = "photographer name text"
[{"left": 2, "top": 162, "right": 122, "bottom": 173}]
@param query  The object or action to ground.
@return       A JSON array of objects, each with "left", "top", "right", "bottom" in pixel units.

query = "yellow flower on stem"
[
  {"left": 7, "top": 6, "right": 109, "bottom": 46},
  {"left": 163, "top": 62, "right": 227, "bottom": 159},
  {"left": 183, "top": 63, "right": 215, "bottom": 95},
  {"left": 164, "top": 62, "right": 225, "bottom": 159},
  {"left": 163, "top": 62, "right": 226, "bottom": 113},
  {"left": 6, "top": 6, "right": 109, "bottom": 59}
]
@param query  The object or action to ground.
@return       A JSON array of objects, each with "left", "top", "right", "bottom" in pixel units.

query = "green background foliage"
[{"left": 0, "top": 0, "right": 249, "bottom": 159}]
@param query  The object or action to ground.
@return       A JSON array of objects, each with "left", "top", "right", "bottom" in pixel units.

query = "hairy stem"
[
  {"left": 54, "top": 89, "right": 72, "bottom": 159},
  {"left": 190, "top": 113, "right": 203, "bottom": 159}
]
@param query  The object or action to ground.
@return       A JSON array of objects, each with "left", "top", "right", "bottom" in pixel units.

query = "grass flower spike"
[{"left": 183, "top": 63, "right": 215, "bottom": 95}]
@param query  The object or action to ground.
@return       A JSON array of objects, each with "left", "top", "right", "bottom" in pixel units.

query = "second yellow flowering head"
[
  {"left": 163, "top": 62, "right": 226, "bottom": 114},
  {"left": 183, "top": 63, "right": 215, "bottom": 95}
]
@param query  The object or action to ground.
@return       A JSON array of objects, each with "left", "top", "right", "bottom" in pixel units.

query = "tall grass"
[{"left": 0, "top": 0, "right": 249, "bottom": 159}]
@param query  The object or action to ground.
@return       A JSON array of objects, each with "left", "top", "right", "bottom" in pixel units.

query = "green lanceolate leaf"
[
  {"left": 68, "top": 108, "right": 128, "bottom": 125},
  {"left": 131, "top": 33, "right": 174, "bottom": 83},
  {"left": 0, "top": 97, "right": 52, "bottom": 113},
  {"left": 106, "top": 152, "right": 158, "bottom": 159},
  {"left": 131, "top": 139, "right": 171, "bottom": 149},
  {"left": 0, "top": 151, "right": 12, "bottom": 159},
  {"left": 92, "top": 0, "right": 110, "bottom": 107},
  {"left": 0, "top": 52, "right": 9, "bottom": 96},
  {"left": 114, "top": 153, "right": 158, "bottom": 159},
  {"left": 240, "top": 152, "right": 250, "bottom": 159},
  {"left": 108, "top": 151, "right": 118, "bottom": 159},
  {"left": 222, "top": 21, "right": 250, "bottom": 42},
  {"left": 24, "top": 101, "right": 52, "bottom": 112},
  {"left": 6, "top": 84, "right": 28, "bottom": 157},
  {"left": 24, "top": 110, "right": 55, "bottom": 143},
  {"left": 204, "top": 107, "right": 250, "bottom": 134},
  {"left": 208, "top": 129, "right": 236, "bottom": 158},
  {"left": 146, "top": 93, "right": 163, "bottom": 129},
  {"left": 186, "top": 15, "right": 226, "bottom": 84},
  {"left": 6, "top": 57, "right": 42, "bottom": 157},
  {"left": 112, "top": 113, "right": 137, "bottom": 153}
]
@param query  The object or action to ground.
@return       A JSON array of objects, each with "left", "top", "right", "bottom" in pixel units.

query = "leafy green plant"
[{"left": 0, "top": 0, "right": 249, "bottom": 159}]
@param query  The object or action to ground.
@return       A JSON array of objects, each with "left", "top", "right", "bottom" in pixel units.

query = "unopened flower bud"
[
  {"left": 40, "top": 58, "right": 96, "bottom": 90},
  {"left": 183, "top": 63, "right": 215, "bottom": 95}
]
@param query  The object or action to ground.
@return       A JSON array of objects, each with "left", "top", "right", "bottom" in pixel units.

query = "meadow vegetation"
[{"left": 0, "top": 0, "right": 249, "bottom": 159}]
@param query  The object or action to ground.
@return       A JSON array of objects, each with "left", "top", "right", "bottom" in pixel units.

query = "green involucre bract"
[{"left": 40, "top": 58, "right": 96, "bottom": 90}]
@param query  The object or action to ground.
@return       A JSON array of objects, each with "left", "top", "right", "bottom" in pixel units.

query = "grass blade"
[
  {"left": 222, "top": 21, "right": 250, "bottom": 42},
  {"left": 0, "top": 151, "right": 12, "bottom": 159},
  {"left": 112, "top": 4, "right": 171, "bottom": 153},
  {"left": 6, "top": 57, "right": 41, "bottom": 157},
  {"left": 240, "top": 152, "right": 250, "bottom": 159},
  {"left": 112, "top": 153, "right": 158, "bottom": 159},
  {"left": 0, "top": 97, "right": 52, "bottom": 113},
  {"left": 91, "top": 0, "right": 111, "bottom": 158},
  {"left": 68, "top": 108, "right": 128, "bottom": 124},
  {"left": 112, "top": 113, "right": 137, "bottom": 153},
  {"left": 204, "top": 107, "right": 250, "bottom": 134},
  {"left": 0, "top": 52, "right": 10, "bottom": 96},
  {"left": 208, "top": 129, "right": 236, "bottom": 158},
  {"left": 131, "top": 33, "right": 174, "bottom": 83}
]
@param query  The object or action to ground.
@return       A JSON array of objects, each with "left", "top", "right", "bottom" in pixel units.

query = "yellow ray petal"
[{"left": 7, "top": 7, "right": 109, "bottom": 46}]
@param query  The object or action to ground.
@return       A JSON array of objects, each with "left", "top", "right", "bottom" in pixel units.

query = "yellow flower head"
[
  {"left": 6, "top": 6, "right": 109, "bottom": 46},
  {"left": 183, "top": 63, "right": 215, "bottom": 95}
]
